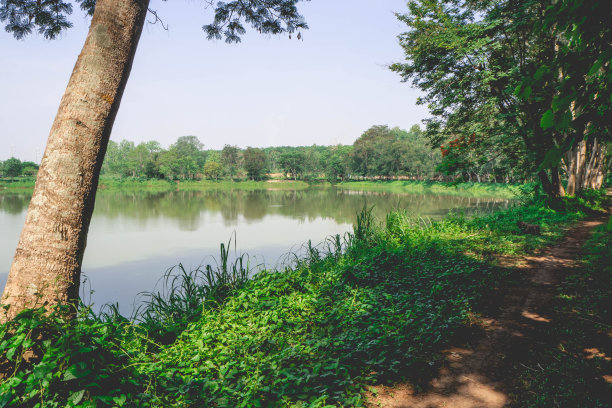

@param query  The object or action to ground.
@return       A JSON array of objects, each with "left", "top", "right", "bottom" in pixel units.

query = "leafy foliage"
[
  {"left": 278, "top": 149, "right": 305, "bottom": 180},
  {"left": 523, "top": 0, "right": 612, "bottom": 145},
  {"left": 351, "top": 125, "right": 441, "bottom": 179},
  {"left": 221, "top": 144, "right": 241, "bottom": 180},
  {"left": 0, "top": 157, "right": 38, "bottom": 179},
  {"left": 0, "top": 0, "right": 76, "bottom": 39},
  {"left": 203, "top": 159, "right": 223, "bottom": 180},
  {"left": 392, "top": 0, "right": 611, "bottom": 194},
  {"left": 203, "top": 0, "right": 309, "bottom": 43},
  {"left": 1, "top": 0, "right": 309, "bottom": 44},
  {"left": 242, "top": 147, "right": 267, "bottom": 180},
  {"left": 392, "top": 0, "right": 543, "bottom": 180},
  {"left": 0, "top": 304, "right": 141, "bottom": 408}
]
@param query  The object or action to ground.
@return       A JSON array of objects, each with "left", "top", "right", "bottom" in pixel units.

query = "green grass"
[
  {"left": 0, "top": 177, "right": 314, "bottom": 192},
  {"left": 97, "top": 177, "right": 313, "bottom": 191},
  {"left": 0, "top": 194, "right": 604, "bottom": 407},
  {"left": 0, "top": 177, "right": 37, "bottom": 190},
  {"left": 336, "top": 180, "right": 520, "bottom": 198}
]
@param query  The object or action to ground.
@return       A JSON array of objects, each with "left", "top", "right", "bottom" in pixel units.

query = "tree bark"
[
  {"left": 563, "top": 138, "right": 608, "bottom": 195},
  {"left": 1, "top": 0, "right": 150, "bottom": 320},
  {"left": 565, "top": 148, "right": 577, "bottom": 195},
  {"left": 575, "top": 139, "right": 587, "bottom": 190},
  {"left": 538, "top": 170, "right": 559, "bottom": 198},
  {"left": 551, "top": 167, "right": 565, "bottom": 197}
]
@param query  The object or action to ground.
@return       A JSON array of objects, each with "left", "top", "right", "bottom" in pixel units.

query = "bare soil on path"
[{"left": 367, "top": 215, "right": 609, "bottom": 408}]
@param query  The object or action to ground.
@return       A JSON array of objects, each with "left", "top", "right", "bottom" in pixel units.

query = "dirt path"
[{"left": 368, "top": 216, "right": 607, "bottom": 408}]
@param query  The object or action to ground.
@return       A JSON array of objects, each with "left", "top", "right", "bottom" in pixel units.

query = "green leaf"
[
  {"left": 540, "top": 109, "right": 554, "bottom": 130},
  {"left": 533, "top": 65, "right": 549, "bottom": 80},
  {"left": 551, "top": 95, "right": 572, "bottom": 112},
  {"left": 69, "top": 390, "right": 85, "bottom": 405},
  {"left": 63, "top": 370, "right": 78, "bottom": 381},
  {"left": 33, "top": 365, "right": 51, "bottom": 380},
  {"left": 5, "top": 347, "right": 17, "bottom": 360},
  {"left": 588, "top": 59, "right": 603, "bottom": 76},
  {"left": 113, "top": 394, "right": 127, "bottom": 406},
  {"left": 538, "top": 136, "right": 575, "bottom": 170},
  {"left": 521, "top": 86, "right": 532, "bottom": 100},
  {"left": 0, "top": 392, "right": 13, "bottom": 408},
  {"left": 556, "top": 111, "right": 572, "bottom": 131}
]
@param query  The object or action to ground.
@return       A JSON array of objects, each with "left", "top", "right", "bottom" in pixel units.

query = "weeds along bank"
[
  {"left": 0, "top": 193, "right": 606, "bottom": 407},
  {"left": 336, "top": 180, "right": 520, "bottom": 199}
]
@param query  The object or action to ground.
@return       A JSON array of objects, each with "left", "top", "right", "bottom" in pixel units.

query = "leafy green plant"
[
  {"left": 135, "top": 238, "right": 252, "bottom": 345},
  {"left": 0, "top": 305, "right": 143, "bottom": 408}
]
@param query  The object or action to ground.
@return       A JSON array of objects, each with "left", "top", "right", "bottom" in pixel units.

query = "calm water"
[{"left": 0, "top": 188, "right": 511, "bottom": 313}]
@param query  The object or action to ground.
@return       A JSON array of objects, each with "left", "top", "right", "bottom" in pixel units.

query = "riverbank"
[
  {"left": 0, "top": 177, "right": 519, "bottom": 198},
  {"left": 0, "top": 177, "right": 311, "bottom": 192},
  {"left": 336, "top": 180, "right": 520, "bottom": 198},
  {"left": 0, "top": 193, "right": 608, "bottom": 407}
]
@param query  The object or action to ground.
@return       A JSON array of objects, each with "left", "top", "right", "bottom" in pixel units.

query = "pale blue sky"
[{"left": 0, "top": 0, "right": 426, "bottom": 162}]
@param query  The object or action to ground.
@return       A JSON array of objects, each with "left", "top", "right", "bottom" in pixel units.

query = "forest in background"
[
  {"left": 1, "top": 124, "right": 537, "bottom": 185},
  {"left": 391, "top": 0, "right": 611, "bottom": 197}
]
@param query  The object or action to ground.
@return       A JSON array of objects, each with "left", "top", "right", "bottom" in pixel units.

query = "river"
[{"left": 0, "top": 187, "right": 511, "bottom": 314}]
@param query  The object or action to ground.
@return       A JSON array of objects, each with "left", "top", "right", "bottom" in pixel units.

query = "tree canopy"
[
  {"left": 392, "top": 0, "right": 611, "bottom": 195},
  {"left": 90, "top": 125, "right": 447, "bottom": 183},
  {"left": 1, "top": 0, "right": 309, "bottom": 42},
  {"left": 242, "top": 147, "right": 267, "bottom": 180}
]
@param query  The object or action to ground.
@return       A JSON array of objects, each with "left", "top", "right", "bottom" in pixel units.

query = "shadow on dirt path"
[{"left": 367, "top": 216, "right": 608, "bottom": 408}]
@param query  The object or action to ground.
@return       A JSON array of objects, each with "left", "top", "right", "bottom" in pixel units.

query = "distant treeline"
[
  {"left": 0, "top": 157, "right": 39, "bottom": 178},
  {"left": 1, "top": 125, "right": 525, "bottom": 183},
  {"left": 95, "top": 125, "right": 445, "bottom": 182}
]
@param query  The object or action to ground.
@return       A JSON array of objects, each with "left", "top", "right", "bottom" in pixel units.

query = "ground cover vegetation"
[{"left": 0, "top": 189, "right": 605, "bottom": 407}]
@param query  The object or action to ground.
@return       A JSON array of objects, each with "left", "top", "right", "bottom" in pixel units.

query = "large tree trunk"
[
  {"left": 551, "top": 166, "right": 565, "bottom": 196},
  {"left": 1, "top": 0, "right": 149, "bottom": 320},
  {"left": 564, "top": 147, "right": 577, "bottom": 196},
  {"left": 585, "top": 139, "right": 608, "bottom": 189},
  {"left": 564, "top": 138, "right": 608, "bottom": 195},
  {"left": 538, "top": 169, "right": 560, "bottom": 198}
]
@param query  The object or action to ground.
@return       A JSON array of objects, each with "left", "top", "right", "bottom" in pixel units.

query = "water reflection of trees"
[
  {"left": 0, "top": 189, "right": 511, "bottom": 231},
  {"left": 0, "top": 194, "right": 30, "bottom": 215}
]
